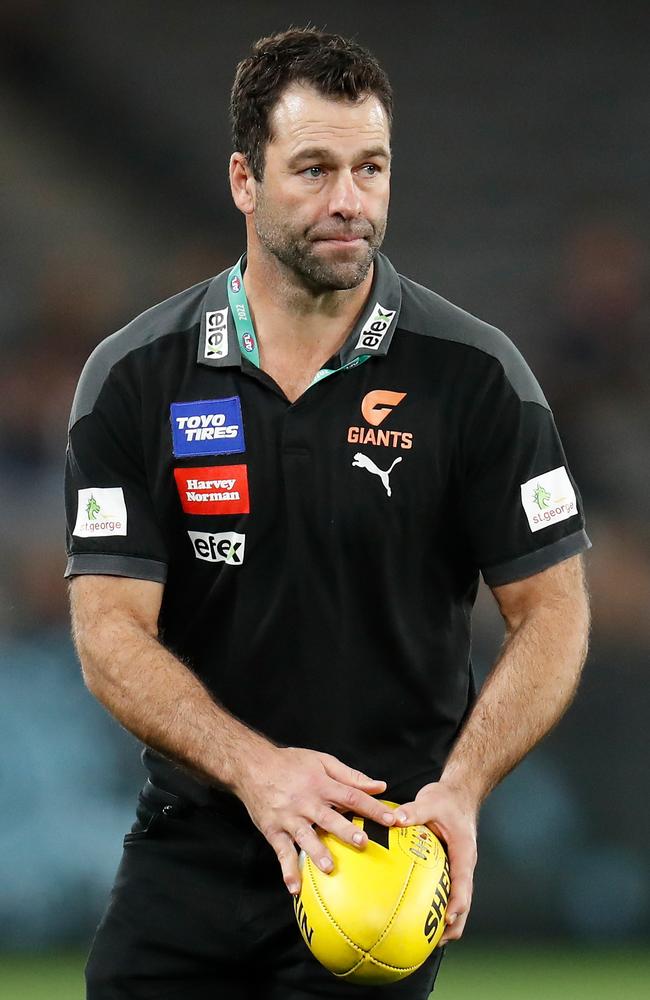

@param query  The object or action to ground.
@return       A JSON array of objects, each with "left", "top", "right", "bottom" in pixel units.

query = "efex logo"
[{"left": 347, "top": 390, "right": 413, "bottom": 449}]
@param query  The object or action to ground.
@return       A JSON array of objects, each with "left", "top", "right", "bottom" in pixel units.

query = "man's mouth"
[
  {"left": 311, "top": 234, "right": 368, "bottom": 246},
  {"left": 322, "top": 234, "right": 363, "bottom": 241},
  {"left": 310, "top": 225, "right": 372, "bottom": 244}
]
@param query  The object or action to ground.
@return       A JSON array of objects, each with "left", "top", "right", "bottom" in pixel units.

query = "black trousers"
[{"left": 86, "top": 781, "right": 445, "bottom": 999}]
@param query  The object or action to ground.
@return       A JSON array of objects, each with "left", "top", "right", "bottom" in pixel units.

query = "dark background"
[{"left": 1, "top": 0, "right": 648, "bottom": 951}]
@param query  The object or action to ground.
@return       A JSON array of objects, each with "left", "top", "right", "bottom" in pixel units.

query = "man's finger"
[
  {"left": 293, "top": 823, "right": 335, "bottom": 875},
  {"left": 319, "top": 754, "right": 387, "bottom": 792},
  {"left": 312, "top": 807, "right": 369, "bottom": 850},
  {"left": 442, "top": 828, "right": 476, "bottom": 932},
  {"left": 440, "top": 908, "right": 469, "bottom": 944},
  {"left": 329, "top": 783, "right": 397, "bottom": 827},
  {"left": 268, "top": 831, "right": 301, "bottom": 895}
]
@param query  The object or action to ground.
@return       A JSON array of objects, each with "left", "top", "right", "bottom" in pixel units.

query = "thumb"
[{"left": 393, "top": 800, "right": 421, "bottom": 825}]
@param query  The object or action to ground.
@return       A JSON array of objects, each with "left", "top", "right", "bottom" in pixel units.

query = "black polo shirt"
[{"left": 64, "top": 252, "right": 590, "bottom": 806}]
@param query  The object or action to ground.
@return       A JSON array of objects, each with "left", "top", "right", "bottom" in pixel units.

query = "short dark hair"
[{"left": 230, "top": 28, "right": 393, "bottom": 181}]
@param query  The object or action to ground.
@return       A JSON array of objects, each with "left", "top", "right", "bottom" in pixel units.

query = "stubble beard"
[{"left": 253, "top": 195, "right": 387, "bottom": 292}]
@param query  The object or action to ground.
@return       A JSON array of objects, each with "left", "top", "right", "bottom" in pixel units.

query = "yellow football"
[{"left": 294, "top": 801, "right": 450, "bottom": 985}]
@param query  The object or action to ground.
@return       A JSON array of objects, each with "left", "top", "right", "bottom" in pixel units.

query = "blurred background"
[{"left": 1, "top": 0, "right": 648, "bottom": 996}]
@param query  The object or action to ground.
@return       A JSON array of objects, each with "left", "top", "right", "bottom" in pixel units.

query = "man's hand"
[
  {"left": 232, "top": 745, "right": 397, "bottom": 894},
  {"left": 394, "top": 780, "right": 478, "bottom": 944}
]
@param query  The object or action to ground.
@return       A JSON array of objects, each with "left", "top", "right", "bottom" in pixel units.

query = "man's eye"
[
  {"left": 362, "top": 164, "right": 378, "bottom": 175},
  {"left": 303, "top": 166, "right": 324, "bottom": 178}
]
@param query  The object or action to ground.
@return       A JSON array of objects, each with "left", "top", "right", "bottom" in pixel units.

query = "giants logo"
[{"left": 347, "top": 390, "right": 413, "bottom": 449}]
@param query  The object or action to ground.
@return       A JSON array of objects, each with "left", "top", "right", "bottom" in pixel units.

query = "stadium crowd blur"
[{"left": 1, "top": 1, "right": 648, "bottom": 949}]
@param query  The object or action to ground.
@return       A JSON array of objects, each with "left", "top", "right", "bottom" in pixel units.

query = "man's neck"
[{"left": 242, "top": 241, "right": 374, "bottom": 363}]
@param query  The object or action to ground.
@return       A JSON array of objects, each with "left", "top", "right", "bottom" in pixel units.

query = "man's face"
[{"left": 252, "top": 83, "right": 391, "bottom": 291}]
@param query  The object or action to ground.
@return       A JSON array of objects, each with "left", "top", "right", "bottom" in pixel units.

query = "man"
[{"left": 65, "top": 28, "right": 591, "bottom": 1000}]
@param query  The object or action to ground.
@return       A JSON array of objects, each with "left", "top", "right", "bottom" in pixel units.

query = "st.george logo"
[
  {"left": 520, "top": 466, "right": 577, "bottom": 533},
  {"left": 73, "top": 487, "right": 127, "bottom": 537},
  {"left": 352, "top": 453, "right": 402, "bottom": 498}
]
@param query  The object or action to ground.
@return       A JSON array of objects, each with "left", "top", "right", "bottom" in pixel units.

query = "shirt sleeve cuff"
[
  {"left": 481, "top": 528, "right": 591, "bottom": 587},
  {"left": 64, "top": 553, "right": 168, "bottom": 584}
]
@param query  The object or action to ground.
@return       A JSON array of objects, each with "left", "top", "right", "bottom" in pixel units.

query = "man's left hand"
[{"left": 394, "top": 780, "right": 478, "bottom": 944}]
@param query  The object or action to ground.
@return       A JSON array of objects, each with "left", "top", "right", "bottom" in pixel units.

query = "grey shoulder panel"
[
  {"left": 398, "top": 274, "right": 549, "bottom": 408},
  {"left": 69, "top": 277, "right": 212, "bottom": 429}
]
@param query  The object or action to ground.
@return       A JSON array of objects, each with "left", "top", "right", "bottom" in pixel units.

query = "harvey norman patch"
[
  {"left": 170, "top": 397, "right": 245, "bottom": 458},
  {"left": 520, "top": 465, "right": 577, "bottom": 533},
  {"left": 355, "top": 302, "right": 396, "bottom": 351},
  {"left": 73, "top": 487, "right": 127, "bottom": 537},
  {"left": 174, "top": 465, "right": 249, "bottom": 515}
]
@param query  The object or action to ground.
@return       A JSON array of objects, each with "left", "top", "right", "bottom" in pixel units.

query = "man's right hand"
[{"left": 232, "top": 745, "right": 396, "bottom": 894}]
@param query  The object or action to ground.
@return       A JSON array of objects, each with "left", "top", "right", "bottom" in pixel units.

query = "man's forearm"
[
  {"left": 73, "top": 611, "right": 271, "bottom": 792},
  {"left": 442, "top": 565, "right": 590, "bottom": 805}
]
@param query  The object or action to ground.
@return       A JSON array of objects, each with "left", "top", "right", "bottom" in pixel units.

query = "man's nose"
[{"left": 328, "top": 170, "right": 362, "bottom": 218}]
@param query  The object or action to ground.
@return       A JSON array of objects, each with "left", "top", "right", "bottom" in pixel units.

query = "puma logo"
[{"left": 352, "top": 452, "right": 402, "bottom": 497}]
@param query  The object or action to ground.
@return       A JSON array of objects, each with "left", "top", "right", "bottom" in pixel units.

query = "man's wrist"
[
  {"left": 216, "top": 727, "right": 276, "bottom": 798},
  {"left": 438, "top": 764, "right": 485, "bottom": 811}
]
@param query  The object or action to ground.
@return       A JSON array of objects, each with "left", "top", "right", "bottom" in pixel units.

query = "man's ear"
[{"left": 229, "top": 152, "right": 256, "bottom": 215}]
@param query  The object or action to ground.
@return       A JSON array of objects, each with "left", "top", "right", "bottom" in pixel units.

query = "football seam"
[
  {"left": 367, "top": 954, "right": 422, "bottom": 973},
  {"left": 370, "top": 860, "right": 418, "bottom": 952},
  {"left": 304, "top": 857, "right": 423, "bottom": 973},
  {"left": 333, "top": 954, "right": 366, "bottom": 979}
]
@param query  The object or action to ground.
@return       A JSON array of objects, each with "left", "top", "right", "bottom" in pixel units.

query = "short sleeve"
[
  {"left": 64, "top": 345, "right": 168, "bottom": 583},
  {"left": 460, "top": 358, "right": 591, "bottom": 587}
]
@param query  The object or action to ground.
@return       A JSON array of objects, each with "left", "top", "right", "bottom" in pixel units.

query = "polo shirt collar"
[{"left": 197, "top": 251, "right": 402, "bottom": 370}]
